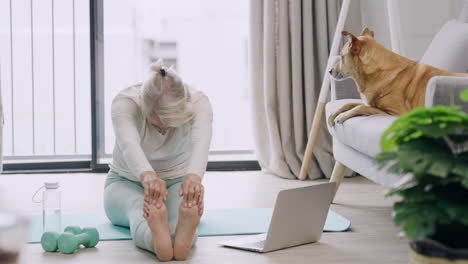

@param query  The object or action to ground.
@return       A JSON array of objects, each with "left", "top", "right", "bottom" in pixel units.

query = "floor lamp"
[{"left": 298, "top": 0, "right": 351, "bottom": 180}]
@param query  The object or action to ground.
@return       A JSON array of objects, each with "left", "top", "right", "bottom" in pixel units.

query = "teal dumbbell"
[
  {"left": 58, "top": 227, "right": 100, "bottom": 254},
  {"left": 64, "top": 226, "right": 83, "bottom": 234},
  {"left": 64, "top": 226, "right": 84, "bottom": 250},
  {"left": 41, "top": 226, "right": 82, "bottom": 252},
  {"left": 41, "top": 232, "right": 61, "bottom": 252}
]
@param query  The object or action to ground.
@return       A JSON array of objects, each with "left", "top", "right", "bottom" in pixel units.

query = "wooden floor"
[{"left": 1, "top": 171, "right": 409, "bottom": 263}]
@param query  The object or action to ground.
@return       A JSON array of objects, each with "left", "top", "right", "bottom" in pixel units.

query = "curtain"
[
  {"left": 249, "top": 0, "right": 342, "bottom": 179},
  {"left": 0, "top": 68, "right": 3, "bottom": 172}
]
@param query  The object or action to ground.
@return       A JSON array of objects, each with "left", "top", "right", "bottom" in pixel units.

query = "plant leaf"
[
  {"left": 460, "top": 88, "right": 468, "bottom": 102},
  {"left": 453, "top": 163, "right": 468, "bottom": 178}
]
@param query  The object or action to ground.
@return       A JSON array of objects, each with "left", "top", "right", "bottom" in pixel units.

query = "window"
[
  {"left": 101, "top": 0, "right": 254, "bottom": 161},
  {"left": 0, "top": 0, "right": 255, "bottom": 170},
  {"left": 0, "top": 0, "right": 91, "bottom": 164}
]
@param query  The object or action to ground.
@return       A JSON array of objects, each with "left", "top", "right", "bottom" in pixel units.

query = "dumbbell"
[
  {"left": 64, "top": 226, "right": 83, "bottom": 235},
  {"left": 58, "top": 227, "right": 100, "bottom": 254},
  {"left": 40, "top": 226, "right": 83, "bottom": 252}
]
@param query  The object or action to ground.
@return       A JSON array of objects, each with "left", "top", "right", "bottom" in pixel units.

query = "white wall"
[
  {"left": 398, "top": 0, "right": 465, "bottom": 60},
  {"left": 359, "top": 0, "right": 392, "bottom": 50},
  {"left": 358, "top": 0, "right": 465, "bottom": 60}
]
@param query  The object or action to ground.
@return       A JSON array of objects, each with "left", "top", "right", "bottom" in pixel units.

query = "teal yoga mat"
[{"left": 27, "top": 208, "right": 350, "bottom": 243}]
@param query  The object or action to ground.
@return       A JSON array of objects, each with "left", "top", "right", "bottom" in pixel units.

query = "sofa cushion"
[
  {"left": 333, "top": 138, "right": 406, "bottom": 189},
  {"left": 326, "top": 99, "right": 398, "bottom": 157},
  {"left": 420, "top": 20, "right": 468, "bottom": 73}
]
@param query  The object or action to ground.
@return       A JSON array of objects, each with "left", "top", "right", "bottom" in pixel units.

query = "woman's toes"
[
  {"left": 152, "top": 203, "right": 167, "bottom": 216},
  {"left": 149, "top": 203, "right": 168, "bottom": 220},
  {"left": 179, "top": 204, "right": 199, "bottom": 218},
  {"left": 146, "top": 203, "right": 169, "bottom": 233}
]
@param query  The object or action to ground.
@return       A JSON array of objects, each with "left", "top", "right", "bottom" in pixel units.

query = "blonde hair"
[{"left": 141, "top": 60, "right": 193, "bottom": 128}]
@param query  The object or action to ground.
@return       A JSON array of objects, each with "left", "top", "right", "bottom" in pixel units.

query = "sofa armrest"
[
  {"left": 329, "top": 56, "right": 361, "bottom": 101},
  {"left": 425, "top": 76, "right": 468, "bottom": 112}
]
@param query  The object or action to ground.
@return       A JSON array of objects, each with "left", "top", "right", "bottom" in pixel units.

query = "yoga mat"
[{"left": 27, "top": 208, "right": 350, "bottom": 243}]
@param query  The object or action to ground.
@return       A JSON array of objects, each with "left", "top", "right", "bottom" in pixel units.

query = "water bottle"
[{"left": 33, "top": 182, "right": 62, "bottom": 233}]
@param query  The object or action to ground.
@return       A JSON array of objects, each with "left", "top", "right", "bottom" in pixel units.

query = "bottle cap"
[{"left": 44, "top": 182, "right": 59, "bottom": 189}]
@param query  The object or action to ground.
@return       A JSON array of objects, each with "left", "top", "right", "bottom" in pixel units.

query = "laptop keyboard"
[{"left": 243, "top": 240, "right": 266, "bottom": 249}]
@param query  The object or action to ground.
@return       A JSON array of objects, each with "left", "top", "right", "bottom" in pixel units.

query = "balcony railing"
[{"left": 0, "top": 0, "right": 91, "bottom": 162}]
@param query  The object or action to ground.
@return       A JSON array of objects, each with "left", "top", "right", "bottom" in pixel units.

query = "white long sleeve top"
[{"left": 109, "top": 85, "right": 213, "bottom": 181}]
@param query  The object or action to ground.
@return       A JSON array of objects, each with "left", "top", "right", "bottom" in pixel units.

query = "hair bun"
[
  {"left": 149, "top": 58, "right": 164, "bottom": 73},
  {"left": 150, "top": 64, "right": 162, "bottom": 73}
]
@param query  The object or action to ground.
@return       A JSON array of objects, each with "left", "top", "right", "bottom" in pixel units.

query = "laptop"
[{"left": 219, "top": 182, "right": 335, "bottom": 253}]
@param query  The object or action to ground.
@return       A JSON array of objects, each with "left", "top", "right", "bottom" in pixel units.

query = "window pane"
[
  {"left": 102, "top": 0, "right": 253, "bottom": 157},
  {"left": 0, "top": 0, "right": 91, "bottom": 162}
]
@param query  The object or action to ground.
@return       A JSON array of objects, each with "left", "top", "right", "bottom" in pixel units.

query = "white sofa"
[{"left": 327, "top": 2, "right": 468, "bottom": 194}]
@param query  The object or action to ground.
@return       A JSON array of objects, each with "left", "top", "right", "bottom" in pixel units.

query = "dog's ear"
[
  {"left": 342, "top": 31, "right": 358, "bottom": 42},
  {"left": 342, "top": 31, "right": 361, "bottom": 55},
  {"left": 360, "top": 27, "right": 374, "bottom": 38}
]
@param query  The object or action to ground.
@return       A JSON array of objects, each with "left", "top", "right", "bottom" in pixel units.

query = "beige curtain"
[
  {"left": 0, "top": 66, "right": 3, "bottom": 172},
  {"left": 249, "top": 0, "right": 342, "bottom": 179}
]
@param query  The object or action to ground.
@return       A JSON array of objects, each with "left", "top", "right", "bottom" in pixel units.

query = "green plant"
[
  {"left": 375, "top": 93, "right": 468, "bottom": 249},
  {"left": 461, "top": 88, "right": 468, "bottom": 102}
]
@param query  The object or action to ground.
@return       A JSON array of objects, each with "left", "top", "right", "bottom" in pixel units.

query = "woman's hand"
[
  {"left": 140, "top": 171, "right": 168, "bottom": 209},
  {"left": 179, "top": 174, "right": 204, "bottom": 216}
]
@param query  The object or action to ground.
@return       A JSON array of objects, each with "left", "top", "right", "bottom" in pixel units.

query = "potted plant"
[{"left": 375, "top": 90, "right": 468, "bottom": 264}]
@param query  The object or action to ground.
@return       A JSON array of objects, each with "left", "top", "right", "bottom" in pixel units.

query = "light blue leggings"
[{"left": 103, "top": 170, "right": 197, "bottom": 253}]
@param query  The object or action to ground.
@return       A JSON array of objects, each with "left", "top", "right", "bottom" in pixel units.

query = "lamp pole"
[{"left": 298, "top": 0, "right": 351, "bottom": 180}]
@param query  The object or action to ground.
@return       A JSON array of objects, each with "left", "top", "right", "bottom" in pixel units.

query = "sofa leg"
[{"left": 329, "top": 161, "right": 347, "bottom": 202}]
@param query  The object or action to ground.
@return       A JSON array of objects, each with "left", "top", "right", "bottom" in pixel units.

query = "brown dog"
[{"left": 328, "top": 27, "right": 468, "bottom": 127}]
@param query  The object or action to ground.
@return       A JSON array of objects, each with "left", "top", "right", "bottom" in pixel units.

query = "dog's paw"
[
  {"left": 335, "top": 112, "right": 350, "bottom": 124},
  {"left": 328, "top": 114, "right": 337, "bottom": 127}
]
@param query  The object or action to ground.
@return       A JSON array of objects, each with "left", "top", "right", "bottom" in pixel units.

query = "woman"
[{"left": 104, "top": 60, "right": 212, "bottom": 261}]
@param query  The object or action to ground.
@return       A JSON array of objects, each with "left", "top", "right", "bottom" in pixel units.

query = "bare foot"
[
  {"left": 173, "top": 204, "right": 200, "bottom": 261},
  {"left": 143, "top": 202, "right": 173, "bottom": 262}
]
